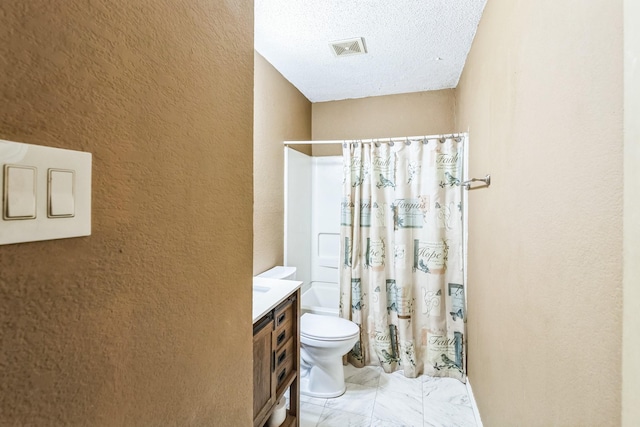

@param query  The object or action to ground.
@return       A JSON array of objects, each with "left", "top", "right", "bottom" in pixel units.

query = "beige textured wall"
[
  {"left": 253, "top": 52, "right": 311, "bottom": 275},
  {"left": 623, "top": 0, "right": 640, "bottom": 424},
  {"left": 455, "top": 0, "right": 623, "bottom": 425},
  {"left": 0, "top": 1, "right": 253, "bottom": 425},
  {"left": 312, "top": 90, "right": 455, "bottom": 156}
]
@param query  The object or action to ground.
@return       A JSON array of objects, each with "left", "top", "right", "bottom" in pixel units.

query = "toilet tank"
[{"left": 256, "top": 266, "right": 297, "bottom": 280}]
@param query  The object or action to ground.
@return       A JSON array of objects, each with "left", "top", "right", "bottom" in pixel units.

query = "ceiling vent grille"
[{"left": 330, "top": 37, "right": 367, "bottom": 57}]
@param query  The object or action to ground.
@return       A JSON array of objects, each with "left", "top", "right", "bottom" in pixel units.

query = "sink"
[
  {"left": 252, "top": 277, "right": 301, "bottom": 323},
  {"left": 253, "top": 284, "right": 271, "bottom": 293}
]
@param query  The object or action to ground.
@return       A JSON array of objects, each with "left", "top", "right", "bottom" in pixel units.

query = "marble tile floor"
[{"left": 297, "top": 365, "right": 478, "bottom": 427}]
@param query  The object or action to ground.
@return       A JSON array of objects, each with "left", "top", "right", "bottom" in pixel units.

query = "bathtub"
[{"left": 301, "top": 281, "right": 340, "bottom": 316}]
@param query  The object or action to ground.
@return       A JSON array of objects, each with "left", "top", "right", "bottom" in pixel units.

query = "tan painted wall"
[
  {"left": 455, "top": 0, "right": 623, "bottom": 425},
  {"left": 253, "top": 52, "right": 312, "bottom": 275},
  {"left": 0, "top": 1, "right": 253, "bottom": 425},
  {"left": 623, "top": 0, "right": 640, "bottom": 424},
  {"left": 312, "top": 90, "right": 455, "bottom": 156}
]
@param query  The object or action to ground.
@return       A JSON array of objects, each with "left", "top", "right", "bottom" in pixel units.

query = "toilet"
[
  {"left": 299, "top": 313, "right": 359, "bottom": 398},
  {"left": 257, "top": 266, "right": 360, "bottom": 398}
]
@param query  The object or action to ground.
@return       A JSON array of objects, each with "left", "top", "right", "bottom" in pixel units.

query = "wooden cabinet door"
[{"left": 253, "top": 316, "right": 274, "bottom": 425}]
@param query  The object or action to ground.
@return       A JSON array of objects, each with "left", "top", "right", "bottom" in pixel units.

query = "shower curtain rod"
[{"left": 283, "top": 132, "right": 467, "bottom": 145}]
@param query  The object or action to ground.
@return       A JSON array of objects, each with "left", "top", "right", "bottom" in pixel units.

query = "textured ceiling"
[{"left": 255, "top": 0, "right": 487, "bottom": 103}]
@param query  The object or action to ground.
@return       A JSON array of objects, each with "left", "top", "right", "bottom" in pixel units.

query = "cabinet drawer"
[
  {"left": 275, "top": 344, "right": 295, "bottom": 393},
  {"left": 274, "top": 299, "right": 294, "bottom": 329},
  {"left": 273, "top": 321, "right": 293, "bottom": 350},
  {"left": 274, "top": 299, "right": 294, "bottom": 351},
  {"left": 275, "top": 337, "right": 294, "bottom": 372}
]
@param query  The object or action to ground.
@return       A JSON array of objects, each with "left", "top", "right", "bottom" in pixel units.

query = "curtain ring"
[
  {"left": 439, "top": 138, "right": 445, "bottom": 144},
  {"left": 405, "top": 138, "right": 411, "bottom": 146},
  {"left": 375, "top": 139, "right": 380, "bottom": 147}
]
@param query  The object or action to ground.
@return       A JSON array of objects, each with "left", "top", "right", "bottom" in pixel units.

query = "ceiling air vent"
[{"left": 330, "top": 37, "right": 367, "bottom": 57}]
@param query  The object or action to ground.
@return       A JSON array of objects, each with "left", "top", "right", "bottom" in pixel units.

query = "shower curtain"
[{"left": 339, "top": 136, "right": 466, "bottom": 381}]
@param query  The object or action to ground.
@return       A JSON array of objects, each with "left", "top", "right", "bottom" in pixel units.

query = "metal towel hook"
[{"left": 462, "top": 174, "right": 491, "bottom": 190}]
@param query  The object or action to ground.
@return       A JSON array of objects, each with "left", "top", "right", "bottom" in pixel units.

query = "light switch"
[
  {"left": 3, "top": 165, "right": 37, "bottom": 220},
  {"left": 48, "top": 169, "right": 75, "bottom": 218},
  {"left": 1, "top": 139, "right": 91, "bottom": 245}
]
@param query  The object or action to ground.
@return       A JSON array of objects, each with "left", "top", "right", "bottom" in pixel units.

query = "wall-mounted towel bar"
[{"left": 462, "top": 174, "right": 491, "bottom": 190}]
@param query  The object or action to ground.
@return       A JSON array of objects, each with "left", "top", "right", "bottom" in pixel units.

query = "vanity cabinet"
[
  {"left": 253, "top": 290, "right": 300, "bottom": 427},
  {"left": 253, "top": 313, "right": 275, "bottom": 421}
]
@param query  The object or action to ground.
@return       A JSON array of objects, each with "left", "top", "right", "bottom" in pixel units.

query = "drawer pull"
[
  {"left": 277, "top": 312, "right": 286, "bottom": 324},
  {"left": 277, "top": 369, "right": 286, "bottom": 385},
  {"left": 277, "top": 331, "right": 286, "bottom": 346},
  {"left": 277, "top": 350, "right": 287, "bottom": 365}
]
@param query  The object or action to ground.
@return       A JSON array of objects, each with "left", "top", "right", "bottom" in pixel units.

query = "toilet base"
[
  {"left": 299, "top": 376, "right": 346, "bottom": 398},
  {"left": 299, "top": 354, "right": 349, "bottom": 398}
]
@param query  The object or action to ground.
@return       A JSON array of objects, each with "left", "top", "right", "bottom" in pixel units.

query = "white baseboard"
[{"left": 466, "top": 378, "right": 483, "bottom": 427}]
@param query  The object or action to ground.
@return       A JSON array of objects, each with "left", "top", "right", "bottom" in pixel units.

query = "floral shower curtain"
[{"left": 339, "top": 135, "right": 466, "bottom": 381}]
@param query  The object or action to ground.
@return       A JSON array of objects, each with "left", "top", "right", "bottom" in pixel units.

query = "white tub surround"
[
  {"left": 252, "top": 277, "right": 302, "bottom": 323},
  {"left": 284, "top": 149, "right": 342, "bottom": 295},
  {"left": 301, "top": 282, "right": 340, "bottom": 316}
]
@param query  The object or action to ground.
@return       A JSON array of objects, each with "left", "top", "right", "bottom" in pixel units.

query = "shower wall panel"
[
  {"left": 311, "top": 156, "right": 342, "bottom": 285},
  {"left": 284, "top": 147, "right": 312, "bottom": 289}
]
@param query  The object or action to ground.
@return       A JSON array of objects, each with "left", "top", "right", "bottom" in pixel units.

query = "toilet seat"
[{"left": 300, "top": 313, "right": 359, "bottom": 341}]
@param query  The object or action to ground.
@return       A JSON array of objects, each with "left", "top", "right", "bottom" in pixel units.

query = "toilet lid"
[{"left": 301, "top": 313, "right": 360, "bottom": 341}]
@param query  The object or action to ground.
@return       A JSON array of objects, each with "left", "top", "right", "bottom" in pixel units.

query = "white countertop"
[{"left": 252, "top": 277, "right": 302, "bottom": 323}]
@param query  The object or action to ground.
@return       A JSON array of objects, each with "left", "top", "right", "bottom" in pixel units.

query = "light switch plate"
[{"left": 0, "top": 139, "right": 91, "bottom": 245}]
